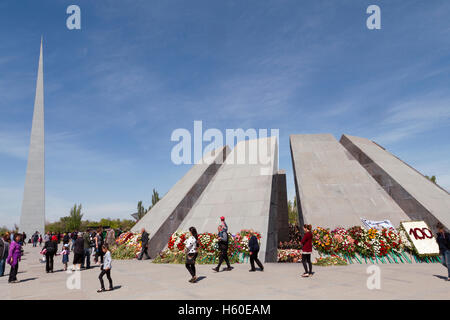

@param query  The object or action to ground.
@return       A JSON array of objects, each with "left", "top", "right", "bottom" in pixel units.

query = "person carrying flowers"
[{"left": 212, "top": 224, "right": 233, "bottom": 272}]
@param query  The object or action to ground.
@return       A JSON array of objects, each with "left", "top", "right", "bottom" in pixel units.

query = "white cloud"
[{"left": 374, "top": 94, "right": 450, "bottom": 145}]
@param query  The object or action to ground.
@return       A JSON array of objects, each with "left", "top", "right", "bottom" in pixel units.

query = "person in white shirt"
[
  {"left": 185, "top": 227, "right": 199, "bottom": 283},
  {"left": 97, "top": 244, "right": 113, "bottom": 292}
]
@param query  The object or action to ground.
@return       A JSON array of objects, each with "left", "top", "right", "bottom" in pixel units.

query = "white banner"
[
  {"left": 361, "top": 218, "right": 395, "bottom": 230},
  {"left": 401, "top": 221, "right": 440, "bottom": 256}
]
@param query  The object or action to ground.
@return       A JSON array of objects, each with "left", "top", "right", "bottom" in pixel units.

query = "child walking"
[
  {"left": 58, "top": 244, "right": 70, "bottom": 271},
  {"left": 97, "top": 244, "right": 113, "bottom": 292}
]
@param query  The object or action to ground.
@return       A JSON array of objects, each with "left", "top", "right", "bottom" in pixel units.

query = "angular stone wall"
[
  {"left": 178, "top": 137, "right": 280, "bottom": 262},
  {"left": 131, "top": 146, "right": 230, "bottom": 257},
  {"left": 290, "top": 134, "right": 410, "bottom": 230},
  {"left": 340, "top": 134, "right": 450, "bottom": 231}
]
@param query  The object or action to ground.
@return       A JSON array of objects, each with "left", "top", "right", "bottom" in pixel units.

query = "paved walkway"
[{"left": 0, "top": 245, "right": 448, "bottom": 299}]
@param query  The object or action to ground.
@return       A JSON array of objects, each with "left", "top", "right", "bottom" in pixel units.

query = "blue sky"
[{"left": 1, "top": 0, "right": 449, "bottom": 227}]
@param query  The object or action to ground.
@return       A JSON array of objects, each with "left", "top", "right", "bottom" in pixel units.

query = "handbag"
[{"left": 186, "top": 253, "right": 196, "bottom": 265}]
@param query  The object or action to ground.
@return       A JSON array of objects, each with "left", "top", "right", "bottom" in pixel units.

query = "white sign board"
[
  {"left": 401, "top": 221, "right": 440, "bottom": 256},
  {"left": 361, "top": 218, "right": 395, "bottom": 230}
]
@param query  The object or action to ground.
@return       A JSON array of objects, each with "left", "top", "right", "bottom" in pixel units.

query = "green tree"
[
  {"left": 136, "top": 201, "right": 146, "bottom": 221},
  {"left": 288, "top": 196, "right": 298, "bottom": 225},
  {"left": 425, "top": 175, "right": 437, "bottom": 184},
  {"left": 151, "top": 189, "right": 160, "bottom": 207},
  {"left": 66, "top": 204, "right": 83, "bottom": 231}
]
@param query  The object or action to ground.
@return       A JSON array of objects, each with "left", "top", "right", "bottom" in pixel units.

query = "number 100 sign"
[{"left": 401, "top": 221, "right": 440, "bottom": 256}]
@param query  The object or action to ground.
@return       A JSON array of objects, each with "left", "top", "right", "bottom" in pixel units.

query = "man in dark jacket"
[
  {"left": 44, "top": 236, "right": 58, "bottom": 273},
  {"left": 0, "top": 236, "right": 9, "bottom": 277},
  {"left": 73, "top": 233, "right": 85, "bottom": 270},
  {"left": 212, "top": 225, "right": 232, "bottom": 272},
  {"left": 82, "top": 229, "right": 91, "bottom": 269},
  {"left": 138, "top": 228, "right": 150, "bottom": 260},
  {"left": 436, "top": 223, "right": 450, "bottom": 281},
  {"left": 248, "top": 232, "right": 264, "bottom": 272},
  {"left": 0, "top": 237, "right": 6, "bottom": 275},
  {"left": 63, "top": 233, "right": 70, "bottom": 245}
]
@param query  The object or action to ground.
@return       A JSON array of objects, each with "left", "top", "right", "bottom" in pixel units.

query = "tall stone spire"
[{"left": 20, "top": 38, "right": 45, "bottom": 237}]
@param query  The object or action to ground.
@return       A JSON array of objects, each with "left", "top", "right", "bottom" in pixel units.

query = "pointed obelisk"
[{"left": 20, "top": 38, "right": 45, "bottom": 237}]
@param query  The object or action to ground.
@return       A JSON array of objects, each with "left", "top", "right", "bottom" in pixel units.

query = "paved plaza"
[{"left": 0, "top": 245, "right": 448, "bottom": 300}]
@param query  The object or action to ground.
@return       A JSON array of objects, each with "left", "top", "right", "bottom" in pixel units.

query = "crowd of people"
[
  {"left": 1, "top": 220, "right": 449, "bottom": 291},
  {"left": 0, "top": 227, "right": 119, "bottom": 291}
]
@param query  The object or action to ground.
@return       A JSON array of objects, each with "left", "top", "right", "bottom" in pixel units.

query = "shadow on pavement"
[{"left": 18, "top": 277, "right": 38, "bottom": 283}]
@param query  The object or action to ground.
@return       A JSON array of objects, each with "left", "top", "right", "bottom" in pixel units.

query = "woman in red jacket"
[{"left": 300, "top": 224, "right": 313, "bottom": 278}]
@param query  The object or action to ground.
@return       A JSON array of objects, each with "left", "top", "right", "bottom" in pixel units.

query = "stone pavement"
[{"left": 0, "top": 245, "right": 448, "bottom": 300}]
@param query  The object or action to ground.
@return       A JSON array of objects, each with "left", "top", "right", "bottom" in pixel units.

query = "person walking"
[
  {"left": 212, "top": 225, "right": 232, "bottom": 272},
  {"left": 0, "top": 235, "right": 10, "bottom": 277},
  {"left": 94, "top": 228, "right": 104, "bottom": 264},
  {"left": 185, "top": 227, "right": 199, "bottom": 283},
  {"left": 7, "top": 234, "right": 22, "bottom": 283},
  {"left": 248, "top": 231, "right": 264, "bottom": 272},
  {"left": 58, "top": 244, "right": 70, "bottom": 271},
  {"left": 97, "top": 244, "right": 113, "bottom": 292},
  {"left": 300, "top": 224, "right": 313, "bottom": 278},
  {"left": 72, "top": 233, "right": 85, "bottom": 271},
  {"left": 43, "top": 232, "right": 50, "bottom": 244},
  {"left": 38, "top": 233, "right": 42, "bottom": 246},
  {"left": 32, "top": 232, "right": 38, "bottom": 247},
  {"left": 106, "top": 228, "right": 115, "bottom": 247},
  {"left": 71, "top": 231, "right": 78, "bottom": 251},
  {"left": 21, "top": 232, "right": 27, "bottom": 246},
  {"left": 436, "top": 222, "right": 450, "bottom": 281},
  {"left": 62, "top": 232, "right": 70, "bottom": 246},
  {"left": 44, "top": 235, "right": 58, "bottom": 273},
  {"left": 220, "top": 216, "right": 228, "bottom": 232},
  {"left": 82, "top": 229, "right": 91, "bottom": 269},
  {"left": 138, "top": 228, "right": 151, "bottom": 260}
]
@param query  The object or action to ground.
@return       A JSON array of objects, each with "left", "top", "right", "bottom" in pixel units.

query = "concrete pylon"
[
  {"left": 131, "top": 146, "right": 230, "bottom": 257},
  {"left": 290, "top": 134, "right": 410, "bottom": 230},
  {"left": 20, "top": 38, "right": 45, "bottom": 237},
  {"left": 340, "top": 134, "right": 450, "bottom": 232},
  {"left": 178, "top": 136, "right": 283, "bottom": 262}
]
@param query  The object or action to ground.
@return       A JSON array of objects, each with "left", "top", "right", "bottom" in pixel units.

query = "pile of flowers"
[
  {"left": 313, "top": 255, "right": 347, "bottom": 266},
  {"left": 153, "top": 229, "right": 261, "bottom": 264},
  {"left": 312, "top": 226, "right": 413, "bottom": 258},
  {"left": 398, "top": 226, "right": 415, "bottom": 252},
  {"left": 312, "top": 227, "right": 333, "bottom": 254},
  {"left": 331, "top": 227, "right": 356, "bottom": 255},
  {"left": 381, "top": 228, "right": 402, "bottom": 254},
  {"left": 347, "top": 226, "right": 374, "bottom": 257},
  {"left": 168, "top": 231, "right": 189, "bottom": 252},
  {"left": 111, "top": 232, "right": 142, "bottom": 259},
  {"left": 234, "top": 230, "right": 261, "bottom": 255},
  {"left": 277, "top": 249, "right": 302, "bottom": 262}
]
